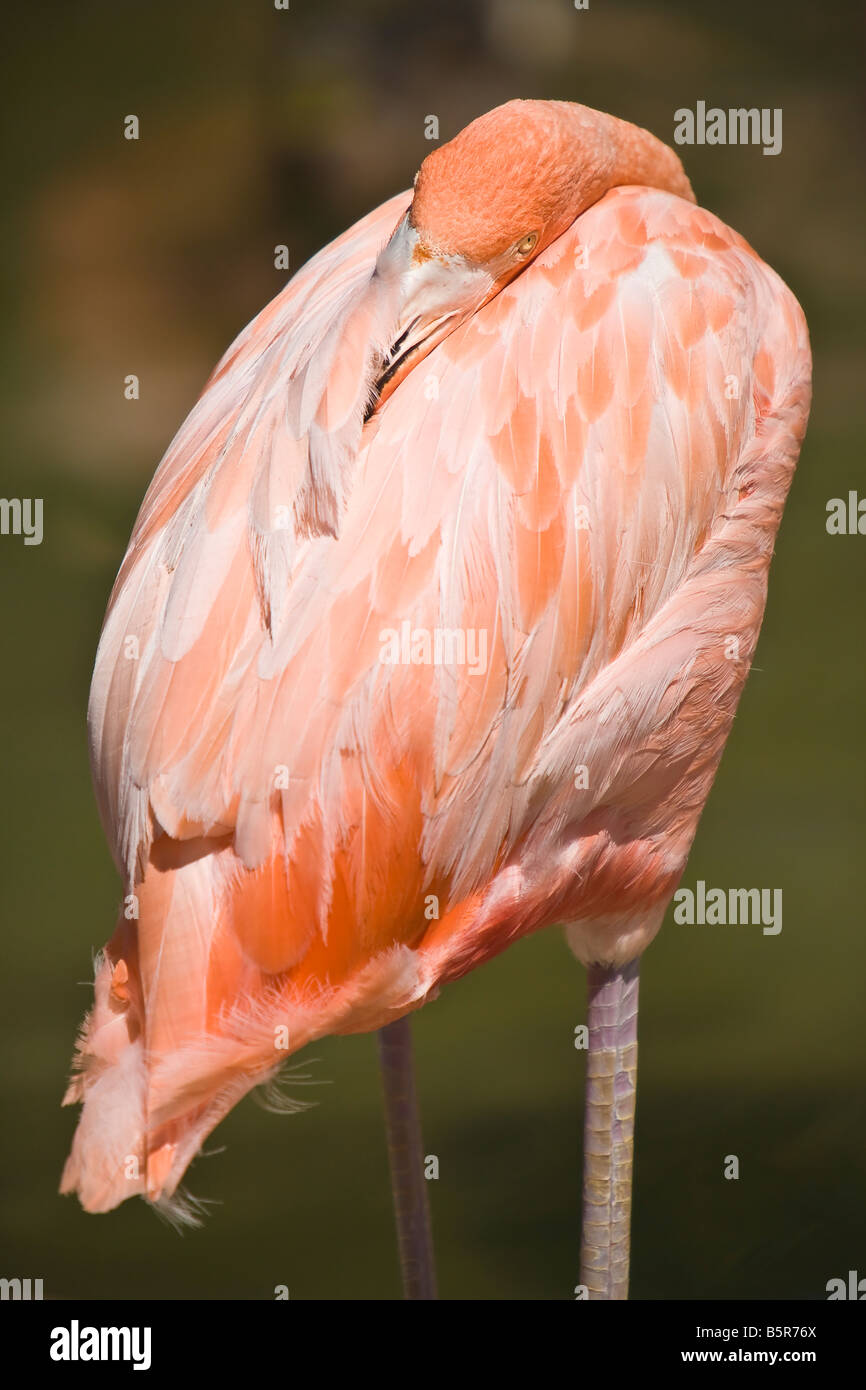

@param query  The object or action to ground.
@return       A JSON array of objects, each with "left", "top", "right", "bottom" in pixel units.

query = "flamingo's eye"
[{"left": 515, "top": 232, "right": 538, "bottom": 257}]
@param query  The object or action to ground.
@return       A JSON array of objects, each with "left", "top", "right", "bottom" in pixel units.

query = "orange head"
[
  {"left": 368, "top": 99, "right": 693, "bottom": 411},
  {"left": 409, "top": 98, "right": 693, "bottom": 268}
]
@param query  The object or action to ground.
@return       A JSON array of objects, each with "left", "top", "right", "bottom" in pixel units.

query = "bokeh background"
[{"left": 2, "top": 0, "right": 863, "bottom": 1299}]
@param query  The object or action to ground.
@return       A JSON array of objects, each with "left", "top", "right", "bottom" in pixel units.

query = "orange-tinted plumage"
[{"left": 62, "top": 100, "right": 810, "bottom": 1217}]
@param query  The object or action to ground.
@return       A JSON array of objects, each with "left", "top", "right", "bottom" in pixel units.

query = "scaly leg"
[
  {"left": 579, "top": 959, "right": 640, "bottom": 1299},
  {"left": 377, "top": 1016, "right": 437, "bottom": 1299}
]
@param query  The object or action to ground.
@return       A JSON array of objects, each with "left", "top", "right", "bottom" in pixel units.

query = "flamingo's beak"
[{"left": 367, "top": 215, "right": 493, "bottom": 412}]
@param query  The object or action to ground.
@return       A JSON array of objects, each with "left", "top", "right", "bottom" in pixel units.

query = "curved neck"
[{"left": 551, "top": 102, "right": 694, "bottom": 236}]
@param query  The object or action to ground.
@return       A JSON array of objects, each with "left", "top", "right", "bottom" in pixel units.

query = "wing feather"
[{"left": 91, "top": 183, "right": 809, "bottom": 950}]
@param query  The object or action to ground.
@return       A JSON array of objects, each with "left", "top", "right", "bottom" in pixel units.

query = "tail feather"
[
  {"left": 61, "top": 841, "right": 283, "bottom": 1215},
  {"left": 61, "top": 835, "right": 430, "bottom": 1215}
]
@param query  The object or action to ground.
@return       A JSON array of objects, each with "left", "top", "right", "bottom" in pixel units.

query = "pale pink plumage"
[{"left": 62, "top": 101, "right": 810, "bottom": 1217}]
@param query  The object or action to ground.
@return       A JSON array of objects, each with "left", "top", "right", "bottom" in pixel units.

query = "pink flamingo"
[{"left": 61, "top": 100, "right": 811, "bottom": 1299}]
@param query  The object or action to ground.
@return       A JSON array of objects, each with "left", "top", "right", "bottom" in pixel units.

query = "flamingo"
[{"left": 61, "top": 99, "right": 811, "bottom": 1300}]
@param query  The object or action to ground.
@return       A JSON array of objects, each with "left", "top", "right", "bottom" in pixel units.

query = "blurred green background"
[{"left": 1, "top": 0, "right": 863, "bottom": 1299}]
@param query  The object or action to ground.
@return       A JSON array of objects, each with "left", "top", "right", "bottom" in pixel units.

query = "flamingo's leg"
[
  {"left": 377, "top": 1016, "right": 437, "bottom": 1300},
  {"left": 579, "top": 959, "right": 640, "bottom": 1300}
]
